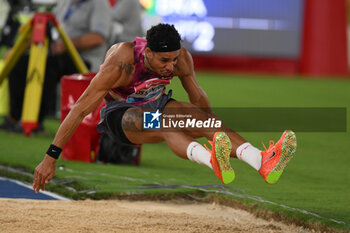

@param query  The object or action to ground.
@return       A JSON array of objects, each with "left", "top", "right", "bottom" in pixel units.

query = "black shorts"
[{"left": 97, "top": 91, "right": 175, "bottom": 145}]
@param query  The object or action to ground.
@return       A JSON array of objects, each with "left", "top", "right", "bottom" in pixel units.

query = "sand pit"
[{"left": 0, "top": 198, "right": 312, "bottom": 233}]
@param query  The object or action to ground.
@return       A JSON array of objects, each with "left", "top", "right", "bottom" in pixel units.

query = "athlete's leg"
[
  {"left": 162, "top": 100, "right": 297, "bottom": 184},
  {"left": 162, "top": 100, "right": 247, "bottom": 158},
  {"left": 121, "top": 102, "right": 296, "bottom": 184},
  {"left": 121, "top": 101, "right": 254, "bottom": 160},
  {"left": 122, "top": 107, "right": 234, "bottom": 184},
  {"left": 121, "top": 107, "right": 195, "bottom": 159}
]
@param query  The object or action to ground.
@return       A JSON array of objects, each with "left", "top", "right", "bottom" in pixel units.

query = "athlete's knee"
[{"left": 122, "top": 108, "right": 143, "bottom": 132}]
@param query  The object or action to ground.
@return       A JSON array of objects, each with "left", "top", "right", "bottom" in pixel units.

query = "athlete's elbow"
[
  {"left": 192, "top": 96, "right": 211, "bottom": 113},
  {"left": 190, "top": 92, "right": 210, "bottom": 107},
  {"left": 70, "top": 105, "right": 90, "bottom": 121}
]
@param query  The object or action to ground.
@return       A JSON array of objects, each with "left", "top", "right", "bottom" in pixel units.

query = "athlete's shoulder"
[
  {"left": 105, "top": 42, "right": 135, "bottom": 64},
  {"left": 99, "top": 42, "right": 135, "bottom": 88}
]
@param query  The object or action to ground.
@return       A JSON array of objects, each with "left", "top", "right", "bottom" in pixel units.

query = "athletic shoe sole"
[
  {"left": 214, "top": 132, "right": 235, "bottom": 184},
  {"left": 265, "top": 130, "right": 297, "bottom": 184}
]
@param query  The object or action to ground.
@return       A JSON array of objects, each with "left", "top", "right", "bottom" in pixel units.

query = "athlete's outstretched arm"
[
  {"left": 32, "top": 43, "right": 132, "bottom": 193},
  {"left": 177, "top": 48, "right": 211, "bottom": 113}
]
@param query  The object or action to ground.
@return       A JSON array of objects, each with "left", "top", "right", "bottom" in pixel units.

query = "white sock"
[
  {"left": 186, "top": 142, "right": 212, "bottom": 169},
  {"left": 236, "top": 142, "right": 262, "bottom": 171}
]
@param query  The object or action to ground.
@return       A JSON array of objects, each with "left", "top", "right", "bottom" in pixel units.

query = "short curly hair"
[{"left": 146, "top": 23, "right": 181, "bottom": 52}]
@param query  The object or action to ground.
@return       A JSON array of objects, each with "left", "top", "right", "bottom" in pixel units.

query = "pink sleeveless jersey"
[{"left": 104, "top": 37, "right": 174, "bottom": 106}]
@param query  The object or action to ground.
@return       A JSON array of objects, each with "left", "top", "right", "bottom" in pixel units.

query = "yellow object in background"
[
  {"left": 21, "top": 38, "right": 48, "bottom": 124},
  {"left": 0, "top": 13, "right": 88, "bottom": 135},
  {"left": 0, "top": 60, "right": 9, "bottom": 116}
]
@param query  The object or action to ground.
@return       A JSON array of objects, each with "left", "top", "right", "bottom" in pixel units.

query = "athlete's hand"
[{"left": 33, "top": 155, "right": 56, "bottom": 193}]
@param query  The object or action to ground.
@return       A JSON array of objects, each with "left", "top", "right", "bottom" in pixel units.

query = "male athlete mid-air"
[{"left": 32, "top": 24, "right": 297, "bottom": 193}]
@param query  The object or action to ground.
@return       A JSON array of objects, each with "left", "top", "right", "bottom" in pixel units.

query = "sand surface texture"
[{"left": 0, "top": 198, "right": 311, "bottom": 233}]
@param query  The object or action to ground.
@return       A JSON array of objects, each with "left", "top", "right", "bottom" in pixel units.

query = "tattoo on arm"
[{"left": 119, "top": 62, "right": 134, "bottom": 76}]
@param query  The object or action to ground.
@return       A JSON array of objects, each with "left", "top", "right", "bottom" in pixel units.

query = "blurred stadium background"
[{"left": 0, "top": 0, "right": 349, "bottom": 232}]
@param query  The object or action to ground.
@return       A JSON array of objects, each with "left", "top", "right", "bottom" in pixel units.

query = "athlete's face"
[{"left": 145, "top": 48, "right": 180, "bottom": 77}]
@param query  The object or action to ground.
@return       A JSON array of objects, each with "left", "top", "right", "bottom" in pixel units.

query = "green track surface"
[{"left": 0, "top": 72, "right": 349, "bottom": 231}]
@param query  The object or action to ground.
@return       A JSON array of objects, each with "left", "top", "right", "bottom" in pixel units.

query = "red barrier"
[
  {"left": 193, "top": 55, "right": 299, "bottom": 74},
  {"left": 60, "top": 73, "right": 105, "bottom": 162},
  {"left": 300, "top": 0, "right": 348, "bottom": 76}
]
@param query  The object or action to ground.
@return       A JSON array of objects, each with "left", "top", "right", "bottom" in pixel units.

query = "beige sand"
[{"left": 0, "top": 198, "right": 312, "bottom": 233}]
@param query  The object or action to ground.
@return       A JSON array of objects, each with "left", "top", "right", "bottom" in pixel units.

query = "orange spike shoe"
[
  {"left": 204, "top": 132, "right": 235, "bottom": 184},
  {"left": 259, "top": 130, "right": 297, "bottom": 184}
]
